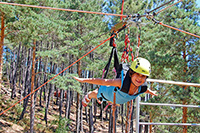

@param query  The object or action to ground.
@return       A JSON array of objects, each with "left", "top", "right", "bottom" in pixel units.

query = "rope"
[
  {"left": 0, "top": 2, "right": 127, "bottom": 17},
  {"left": 147, "top": 0, "right": 175, "bottom": 14},
  {"left": 155, "top": 0, "right": 183, "bottom": 15},
  {"left": 0, "top": 34, "right": 115, "bottom": 116},
  {"left": 111, "top": 1, "right": 126, "bottom": 131},
  {"left": 135, "top": 25, "right": 141, "bottom": 58},
  {"left": 159, "top": 22, "right": 200, "bottom": 38},
  {"left": 120, "top": 0, "right": 125, "bottom": 20}
]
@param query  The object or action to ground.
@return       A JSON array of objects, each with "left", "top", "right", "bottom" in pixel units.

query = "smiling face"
[{"left": 131, "top": 72, "right": 147, "bottom": 86}]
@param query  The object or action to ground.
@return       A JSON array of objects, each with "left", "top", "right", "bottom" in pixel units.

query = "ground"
[{"left": 0, "top": 84, "right": 134, "bottom": 133}]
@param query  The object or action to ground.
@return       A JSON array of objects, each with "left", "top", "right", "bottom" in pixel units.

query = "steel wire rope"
[
  {"left": 64, "top": 31, "right": 110, "bottom": 52},
  {"left": 0, "top": 34, "right": 115, "bottom": 116},
  {"left": 155, "top": 0, "right": 183, "bottom": 15},
  {"left": 145, "top": 0, "right": 200, "bottom": 38},
  {"left": 158, "top": 22, "right": 200, "bottom": 38},
  {"left": 147, "top": 0, "right": 175, "bottom": 14},
  {"left": 0, "top": 2, "right": 127, "bottom": 18}
]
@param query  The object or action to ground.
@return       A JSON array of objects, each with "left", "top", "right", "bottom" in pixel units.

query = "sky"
[
  {"left": 196, "top": 0, "right": 200, "bottom": 23},
  {"left": 197, "top": 0, "right": 200, "bottom": 7}
]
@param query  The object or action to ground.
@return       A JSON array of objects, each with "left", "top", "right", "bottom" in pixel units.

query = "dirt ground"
[{"left": 0, "top": 85, "right": 137, "bottom": 133}]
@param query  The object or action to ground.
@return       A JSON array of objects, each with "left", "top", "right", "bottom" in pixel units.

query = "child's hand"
[
  {"left": 146, "top": 88, "right": 158, "bottom": 96},
  {"left": 73, "top": 77, "right": 85, "bottom": 83}
]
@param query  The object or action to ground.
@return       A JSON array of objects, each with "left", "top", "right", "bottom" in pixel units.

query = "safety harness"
[{"left": 101, "top": 26, "right": 147, "bottom": 102}]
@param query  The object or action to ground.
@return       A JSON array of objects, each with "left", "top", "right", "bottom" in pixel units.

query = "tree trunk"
[
  {"left": 5, "top": 48, "right": 10, "bottom": 83},
  {"left": 93, "top": 100, "right": 97, "bottom": 123},
  {"left": 11, "top": 44, "right": 21, "bottom": 98},
  {"left": 0, "top": 13, "right": 5, "bottom": 88},
  {"left": 19, "top": 48, "right": 32, "bottom": 120},
  {"left": 43, "top": 59, "right": 48, "bottom": 106},
  {"left": 20, "top": 46, "right": 27, "bottom": 105},
  {"left": 65, "top": 54, "right": 73, "bottom": 119},
  {"left": 76, "top": 91, "right": 80, "bottom": 133},
  {"left": 33, "top": 41, "right": 39, "bottom": 103},
  {"left": 80, "top": 92, "right": 83, "bottom": 132},
  {"left": 44, "top": 82, "right": 50, "bottom": 124},
  {"left": 109, "top": 107, "right": 113, "bottom": 133},
  {"left": 89, "top": 105, "right": 94, "bottom": 133},
  {"left": 121, "top": 104, "right": 124, "bottom": 132},
  {"left": 18, "top": 46, "right": 23, "bottom": 102},
  {"left": 10, "top": 50, "right": 16, "bottom": 99},
  {"left": 36, "top": 58, "right": 42, "bottom": 105},
  {"left": 44, "top": 61, "right": 55, "bottom": 125},
  {"left": 83, "top": 70, "right": 89, "bottom": 123},
  {"left": 59, "top": 89, "right": 63, "bottom": 117},
  {"left": 30, "top": 41, "right": 36, "bottom": 133},
  {"left": 76, "top": 59, "right": 82, "bottom": 132},
  {"left": 100, "top": 103, "right": 104, "bottom": 120},
  {"left": 65, "top": 89, "right": 71, "bottom": 119},
  {"left": 59, "top": 63, "right": 65, "bottom": 117}
]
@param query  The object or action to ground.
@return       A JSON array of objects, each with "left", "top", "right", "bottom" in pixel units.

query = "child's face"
[{"left": 131, "top": 73, "right": 147, "bottom": 86}]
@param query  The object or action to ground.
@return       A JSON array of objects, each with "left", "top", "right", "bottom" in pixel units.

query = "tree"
[
  {"left": 0, "top": 2, "right": 19, "bottom": 89},
  {"left": 138, "top": 0, "right": 200, "bottom": 132},
  {"left": 1, "top": 0, "right": 199, "bottom": 132}
]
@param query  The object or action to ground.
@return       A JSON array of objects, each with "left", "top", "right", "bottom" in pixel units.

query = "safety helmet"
[{"left": 130, "top": 57, "right": 151, "bottom": 76}]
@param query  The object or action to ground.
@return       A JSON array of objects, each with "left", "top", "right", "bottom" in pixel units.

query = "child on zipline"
[{"left": 74, "top": 57, "right": 158, "bottom": 107}]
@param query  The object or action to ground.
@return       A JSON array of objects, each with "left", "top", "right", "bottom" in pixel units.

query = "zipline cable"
[
  {"left": 159, "top": 22, "right": 200, "bottom": 38},
  {"left": 0, "top": 2, "right": 127, "bottom": 18},
  {"left": 155, "top": 0, "right": 183, "bottom": 15},
  {"left": 147, "top": 0, "right": 175, "bottom": 14},
  {"left": 0, "top": 34, "right": 115, "bottom": 116},
  {"left": 70, "top": 31, "right": 110, "bottom": 51}
]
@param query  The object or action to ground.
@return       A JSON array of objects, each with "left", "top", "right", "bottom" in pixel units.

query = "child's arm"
[
  {"left": 73, "top": 77, "right": 121, "bottom": 87},
  {"left": 145, "top": 88, "right": 158, "bottom": 96}
]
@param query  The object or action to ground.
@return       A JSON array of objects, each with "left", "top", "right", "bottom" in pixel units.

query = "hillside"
[{"left": 0, "top": 84, "right": 134, "bottom": 133}]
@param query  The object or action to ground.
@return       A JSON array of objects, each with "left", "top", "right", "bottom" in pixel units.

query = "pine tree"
[
  {"left": 136, "top": 0, "right": 200, "bottom": 132},
  {"left": 105, "top": 0, "right": 199, "bottom": 132},
  {"left": 1, "top": 0, "right": 199, "bottom": 132},
  {"left": 0, "top": 1, "right": 20, "bottom": 89}
]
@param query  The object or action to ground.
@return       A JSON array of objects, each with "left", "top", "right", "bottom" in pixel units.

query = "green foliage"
[
  {"left": 55, "top": 117, "right": 70, "bottom": 133},
  {"left": 49, "top": 73, "right": 82, "bottom": 94},
  {"left": 1, "top": 0, "right": 200, "bottom": 132},
  {"left": 14, "top": 104, "right": 23, "bottom": 116}
]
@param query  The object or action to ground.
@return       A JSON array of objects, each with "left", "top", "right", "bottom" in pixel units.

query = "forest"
[{"left": 0, "top": 0, "right": 200, "bottom": 133}]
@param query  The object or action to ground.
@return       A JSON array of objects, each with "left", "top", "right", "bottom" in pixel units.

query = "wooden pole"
[
  {"left": 128, "top": 100, "right": 133, "bottom": 132},
  {"left": 136, "top": 97, "right": 141, "bottom": 133},
  {"left": 112, "top": 92, "right": 116, "bottom": 133},
  {"left": 183, "top": 87, "right": 187, "bottom": 133},
  {"left": 149, "top": 112, "right": 152, "bottom": 133},
  {"left": 183, "top": 45, "right": 187, "bottom": 133},
  {"left": 76, "top": 58, "right": 81, "bottom": 132},
  {"left": 125, "top": 101, "right": 130, "bottom": 133}
]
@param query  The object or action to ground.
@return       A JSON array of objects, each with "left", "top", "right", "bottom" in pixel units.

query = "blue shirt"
[{"left": 97, "top": 70, "right": 145, "bottom": 104}]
